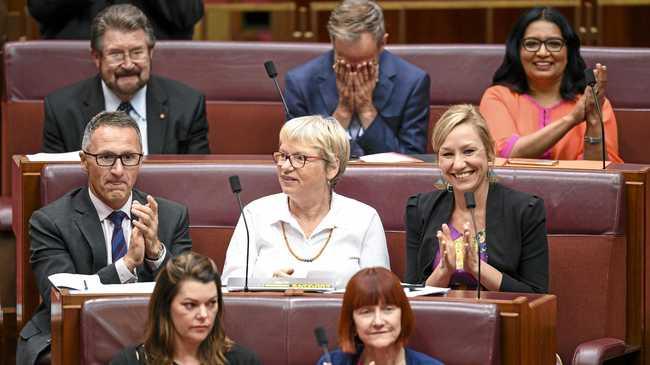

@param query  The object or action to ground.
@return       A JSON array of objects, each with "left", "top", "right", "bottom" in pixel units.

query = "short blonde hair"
[
  {"left": 279, "top": 115, "right": 350, "bottom": 187},
  {"left": 327, "top": 0, "right": 385, "bottom": 43},
  {"left": 431, "top": 104, "right": 496, "bottom": 162}
]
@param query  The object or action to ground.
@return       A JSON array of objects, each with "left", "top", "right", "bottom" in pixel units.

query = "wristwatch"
[{"left": 584, "top": 136, "right": 602, "bottom": 145}]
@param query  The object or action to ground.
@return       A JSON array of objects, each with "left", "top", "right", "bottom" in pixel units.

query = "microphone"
[
  {"left": 264, "top": 60, "right": 292, "bottom": 120},
  {"left": 584, "top": 68, "right": 606, "bottom": 170},
  {"left": 229, "top": 175, "right": 250, "bottom": 292},
  {"left": 314, "top": 327, "right": 332, "bottom": 364},
  {"left": 464, "top": 191, "right": 481, "bottom": 299}
]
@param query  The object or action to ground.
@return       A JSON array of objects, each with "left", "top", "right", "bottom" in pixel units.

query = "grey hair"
[
  {"left": 90, "top": 4, "right": 156, "bottom": 52},
  {"left": 327, "top": 0, "right": 385, "bottom": 43},
  {"left": 81, "top": 111, "right": 143, "bottom": 152},
  {"left": 279, "top": 115, "right": 350, "bottom": 187}
]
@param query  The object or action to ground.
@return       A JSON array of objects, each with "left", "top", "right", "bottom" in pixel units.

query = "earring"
[
  {"left": 434, "top": 177, "right": 452, "bottom": 192},
  {"left": 488, "top": 168, "right": 498, "bottom": 183}
]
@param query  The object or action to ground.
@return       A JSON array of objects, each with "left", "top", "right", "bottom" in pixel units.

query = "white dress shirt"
[
  {"left": 222, "top": 192, "right": 390, "bottom": 288},
  {"left": 88, "top": 188, "right": 165, "bottom": 283},
  {"left": 102, "top": 81, "right": 149, "bottom": 154}
]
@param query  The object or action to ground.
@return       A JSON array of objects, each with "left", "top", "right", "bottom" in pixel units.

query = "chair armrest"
[
  {"left": 572, "top": 337, "right": 626, "bottom": 365},
  {"left": 0, "top": 196, "right": 11, "bottom": 231}
]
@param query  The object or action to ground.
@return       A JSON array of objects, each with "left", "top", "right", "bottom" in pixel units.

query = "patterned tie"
[
  {"left": 349, "top": 117, "right": 365, "bottom": 157},
  {"left": 117, "top": 101, "right": 133, "bottom": 115},
  {"left": 108, "top": 211, "right": 128, "bottom": 262}
]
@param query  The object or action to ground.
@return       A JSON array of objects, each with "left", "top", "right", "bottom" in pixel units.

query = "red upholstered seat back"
[
  {"left": 80, "top": 296, "right": 501, "bottom": 365},
  {"left": 5, "top": 41, "right": 650, "bottom": 194},
  {"left": 39, "top": 162, "right": 625, "bottom": 362}
]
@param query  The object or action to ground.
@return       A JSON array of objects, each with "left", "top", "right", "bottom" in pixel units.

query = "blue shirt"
[{"left": 317, "top": 347, "right": 444, "bottom": 365}]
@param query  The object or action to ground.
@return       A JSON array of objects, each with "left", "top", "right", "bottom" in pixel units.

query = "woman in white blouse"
[{"left": 222, "top": 115, "right": 390, "bottom": 287}]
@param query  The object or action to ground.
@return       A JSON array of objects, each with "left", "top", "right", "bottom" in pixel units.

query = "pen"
[{"left": 83, "top": 279, "right": 88, "bottom": 290}]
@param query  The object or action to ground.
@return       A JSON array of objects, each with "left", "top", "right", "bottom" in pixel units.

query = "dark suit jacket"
[
  {"left": 42, "top": 74, "right": 210, "bottom": 154},
  {"left": 17, "top": 188, "right": 192, "bottom": 365},
  {"left": 404, "top": 183, "right": 549, "bottom": 293},
  {"left": 27, "top": 0, "right": 204, "bottom": 40},
  {"left": 285, "top": 50, "right": 430, "bottom": 155},
  {"left": 110, "top": 343, "right": 260, "bottom": 365}
]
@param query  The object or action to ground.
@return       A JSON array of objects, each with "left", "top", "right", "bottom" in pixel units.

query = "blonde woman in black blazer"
[{"left": 405, "top": 105, "right": 548, "bottom": 293}]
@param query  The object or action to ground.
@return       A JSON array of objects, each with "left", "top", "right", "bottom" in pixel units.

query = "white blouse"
[{"left": 222, "top": 192, "right": 390, "bottom": 288}]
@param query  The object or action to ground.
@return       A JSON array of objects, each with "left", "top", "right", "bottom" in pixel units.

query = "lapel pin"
[{"left": 160, "top": 113, "right": 166, "bottom": 119}]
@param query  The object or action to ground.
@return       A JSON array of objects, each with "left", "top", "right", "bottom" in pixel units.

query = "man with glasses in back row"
[
  {"left": 17, "top": 111, "right": 192, "bottom": 364},
  {"left": 41, "top": 4, "right": 210, "bottom": 155}
]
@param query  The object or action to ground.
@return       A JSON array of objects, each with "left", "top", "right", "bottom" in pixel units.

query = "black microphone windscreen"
[
  {"left": 314, "top": 327, "right": 328, "bottom": 346},
  {"left": 584, "top": 68, "right": 596, "bottom": 86},
  {"left": 464, "top": 192, "right": 476, "bottom": 209},
  {"left": 264, "top": 61, "right": 278, "bottom": 78},
  {"left": 228, "top": 175, "right": 242, "bottom": 194}
]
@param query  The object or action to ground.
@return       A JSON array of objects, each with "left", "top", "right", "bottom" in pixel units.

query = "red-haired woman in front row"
[{"left": 318, "top": 267, "right": 443, "bottom": 365}]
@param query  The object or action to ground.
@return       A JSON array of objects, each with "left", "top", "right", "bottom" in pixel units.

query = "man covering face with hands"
[{"left": 285, "top": 0, "right": 431, "bottom": 157}]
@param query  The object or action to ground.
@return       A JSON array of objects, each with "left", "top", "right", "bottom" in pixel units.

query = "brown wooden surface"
[
  {"left": 609, "top": 163, "right": 650, "bottom": 365},
  {"left": 49, "top": 289, "right": 556, "bottom": 365},
  {"left": 5, "top": 0, "right": 650, "bottom": 45}
]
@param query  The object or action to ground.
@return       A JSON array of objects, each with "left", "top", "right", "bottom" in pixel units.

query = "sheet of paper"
[
  {"left": 26, "top": 151, "right": 81, "bottom": 162},
  {"left": 404, "top": 286, "right": 450, "bottom": 297},
  {"left": 359, "top": 152, "right": 424, "bottom": 163},
  {"left": 69, "top": 282, "right": 156, "bottom": 295},
  {"left": 48, "top": 273, "right": 102, "bottom": 291}
]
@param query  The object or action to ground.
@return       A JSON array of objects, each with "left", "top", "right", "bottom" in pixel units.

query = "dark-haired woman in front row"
[
  {"left": 110, "top": 252, "right": 260, "bottom": 365},
  {"left": 480, "top": 7, "right": 622, "bottom": 162},
  {"left": 318, "top": 267, "right": 443, "bottom": 365}
]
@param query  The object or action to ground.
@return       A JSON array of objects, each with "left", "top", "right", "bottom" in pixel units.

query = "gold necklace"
[{"left": 281, "top": 222, "right": 334, "bottom": 262}]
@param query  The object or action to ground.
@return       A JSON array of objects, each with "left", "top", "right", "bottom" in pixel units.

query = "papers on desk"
[
  {"left": 26, "top": 151, "right": 81, "bottom": 161},
  {"left": 69, "top": 282, "right": 156, "bottom": 295},
  {"left": 404, "top": 286, "right": 450, "bottom": 297},
  {"left": 358, "top": 152, "right": 424, "bottom": 163},
  {"left": 48, "top": 273, "right": 156, "bottom": 294},
  {"left": 48, "top": 273, "right": 101, "bottom": 291}
]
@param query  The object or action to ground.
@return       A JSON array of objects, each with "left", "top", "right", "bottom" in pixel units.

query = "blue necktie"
[{"left": 108, "top": 211, "right": 128, "bottom": 262}]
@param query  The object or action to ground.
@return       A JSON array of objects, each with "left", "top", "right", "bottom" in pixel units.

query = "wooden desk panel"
[{"left": 49, "top": 289, "right": 556, "bottom": 365}]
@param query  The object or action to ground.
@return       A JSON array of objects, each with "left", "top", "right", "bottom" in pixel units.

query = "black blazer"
[
  {"left": 42, "top": 74, "right": 210, "bottom": 154},
  {"left": 405, "top": 183, "right": 549, "bottom": 293},
  {"left": 110, "top": 343, "right": 261, "bottom": 365},
  {"left": 16, "top": 188, "right": 192, "bottom": 365}
]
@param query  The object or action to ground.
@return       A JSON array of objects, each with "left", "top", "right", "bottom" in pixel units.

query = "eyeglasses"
[
  {"left": 83, "top": 151, "right": 143, "bottom": 167},
  {"left": 272, "top": 152, "right": 325, "bottom": 169},
  {"left": 103, "top": 47, "right": 149, "bottom": 65},
  {"left": 521, "top": 37, "right": 565, "bottom": 53}
]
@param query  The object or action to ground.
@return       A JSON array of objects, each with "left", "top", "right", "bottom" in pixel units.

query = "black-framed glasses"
[
  {"left": 103, "top": 47, "right": 149, "bottom": 65},
  {"left": 521, "top": 37, "right": 565, "bottom": 53},
  {"left": 83, "top": 151, "right": 143, "bottom": 167},
  {"left": 272, "top": 152, "right": 325, "bottom": 169}
]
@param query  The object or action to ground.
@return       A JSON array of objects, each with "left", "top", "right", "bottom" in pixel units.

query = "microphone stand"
[
  {"left": 584, "top": 68, "right": 606, "bottom": 170},
  {"left": 229, "top": 176, "right": 250, "bottom": 292},
  {"left": 264, "top": 60, "right": 292, "bottom": 120},
  {"left": 234, "top": 192, "right": 251, "bottom": 292},
  {"left": 464, "top": 192, "right": 481, "bottom": 299},
  {"left": 588, "top": 85, "right": 606, "bottom": 170}
]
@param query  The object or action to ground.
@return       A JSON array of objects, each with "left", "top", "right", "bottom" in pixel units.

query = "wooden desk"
[{"left": 49, "top": 289, "right": 556, "bottom": 365}]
